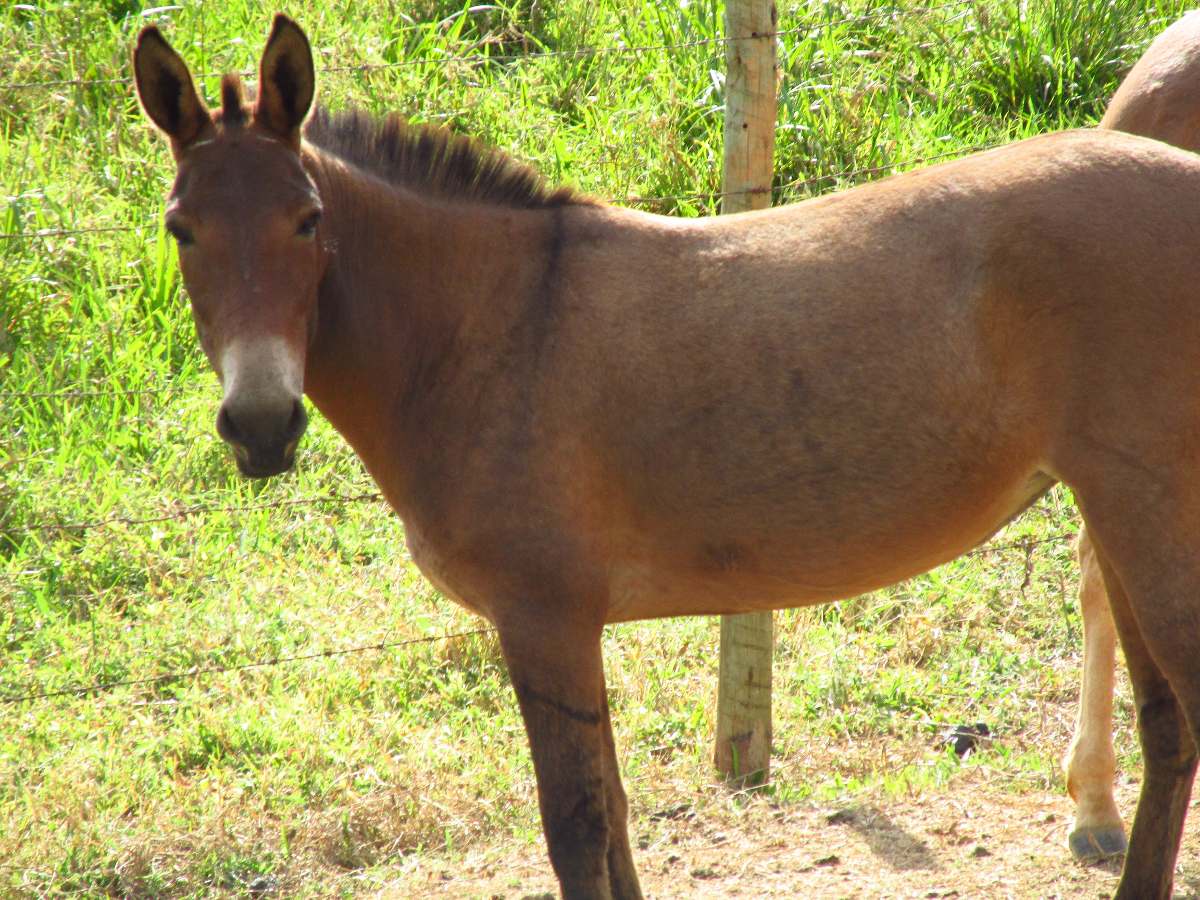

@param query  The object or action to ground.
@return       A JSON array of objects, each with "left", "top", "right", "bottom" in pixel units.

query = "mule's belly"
[{"left": 604, "top": 468, "right": 1054, "bottom": 622}]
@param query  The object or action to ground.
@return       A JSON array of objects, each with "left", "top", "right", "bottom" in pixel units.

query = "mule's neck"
[{"left": 300, "top": 145, "right": 558, "bottom": 505}]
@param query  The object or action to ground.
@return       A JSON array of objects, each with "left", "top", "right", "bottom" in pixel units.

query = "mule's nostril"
[
  {"left": 284, "top": 399, "right": 308, "bottom": 442},
  {"left": 216, "top": 404, "right": 242, "bottom": 445}
]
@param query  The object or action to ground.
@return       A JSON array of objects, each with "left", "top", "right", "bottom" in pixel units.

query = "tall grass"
[{"left": 0, "top": 1, "right": 1192, "bottom": 895}]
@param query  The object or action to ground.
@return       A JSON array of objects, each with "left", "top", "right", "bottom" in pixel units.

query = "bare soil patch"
[{"left": 374, "top": 779, "right": 1200, "bottom": 899}]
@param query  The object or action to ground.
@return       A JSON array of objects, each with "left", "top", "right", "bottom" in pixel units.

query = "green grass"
[{"left": 0, "top": 0, "right": 1190, "bottom": 895}]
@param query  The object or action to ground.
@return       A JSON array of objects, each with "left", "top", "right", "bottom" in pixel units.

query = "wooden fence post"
[{"left": 713, "top": 0, "right": 778, "bottom": 787}]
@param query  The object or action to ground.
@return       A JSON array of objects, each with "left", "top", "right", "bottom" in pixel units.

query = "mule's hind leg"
[
  {"left": 1064, "top": 526, "right": 1126, "bottom": 860},
  {"left": 1074, "top": 510, "right": 1199, "bottom": 900},
  {"left": 497, "top": 618, "right": 641, "bottom": 900}
]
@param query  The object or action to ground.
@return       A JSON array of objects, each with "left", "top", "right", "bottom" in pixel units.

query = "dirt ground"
[{"left": 373, "top": 778, "right": 1200, "bottom": 899}]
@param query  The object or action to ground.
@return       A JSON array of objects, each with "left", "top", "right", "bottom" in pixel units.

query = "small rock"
[
  {"left": 247, "top": 876, "right": 276, "bottom": 896},
  {"left": 942, "top": 723, "right": 993, "bottom": 757},
  {"left": 690, "top": 866, "right": 717, "bottom": 879},
  {"left": 970, "top": 844, "right": 992, "bottom": 858}
]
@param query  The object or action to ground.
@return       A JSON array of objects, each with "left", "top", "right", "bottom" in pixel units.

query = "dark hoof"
[{"left": 1069, "top": 825, "right": 1127, "bottom": 862}]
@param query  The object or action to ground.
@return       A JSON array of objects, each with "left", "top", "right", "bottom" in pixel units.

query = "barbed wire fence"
[
  {"left": 0, "top": 526, "right": 1076, "bottom": 708},
  {"left": 0, "top": 627, "right": 497, "bottom": 705},
  {"left": 2, "top": 0, "right": 1087, "bottom": 708},
  {"left": 0, "top": 141, "right": 1007, "bottom": 246}
]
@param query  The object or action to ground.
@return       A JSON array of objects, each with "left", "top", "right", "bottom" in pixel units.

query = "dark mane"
[{"left": 303, "top": 106, "right": 583, "bottom": 210}]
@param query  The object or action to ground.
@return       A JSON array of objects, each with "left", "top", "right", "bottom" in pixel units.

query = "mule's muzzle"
[{"left": 216, "top": 396, "right": 308, "bottom": 478}]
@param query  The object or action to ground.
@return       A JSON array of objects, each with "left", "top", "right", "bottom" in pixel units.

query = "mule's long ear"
[
  {"left": 255, "top": 14, "right": 315, "bottom": 147},
  {"left": 133, "top": 26, "right": 213, "bottom": 155}
]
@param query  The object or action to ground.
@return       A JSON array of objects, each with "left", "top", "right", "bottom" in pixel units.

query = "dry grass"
[{"left": 376, "top": 775, "right": 1199, "bottom": 899}]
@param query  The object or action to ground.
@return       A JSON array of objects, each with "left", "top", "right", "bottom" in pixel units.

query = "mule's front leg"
[
  {"left": 498, "top": 620, "right": 641, "bottom": 900},
  {"left": 1064, "top": 527, "right": 1126, "bottom": 861}
]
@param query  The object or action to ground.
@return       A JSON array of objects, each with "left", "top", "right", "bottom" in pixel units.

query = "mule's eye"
[
  {"left": 165, "top": 220, "right": 194, "bottom": 246},
  {"left": 296, "top": 211, "right": 321, "bottom": 238}
]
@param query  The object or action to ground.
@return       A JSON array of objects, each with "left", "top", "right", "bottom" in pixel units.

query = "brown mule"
[
  {"left": 1064, "top": 9, "right": 1200, "bottom": 864},
  {"left": 135, "top": 16, "right": 1200, "bottom": 899}
]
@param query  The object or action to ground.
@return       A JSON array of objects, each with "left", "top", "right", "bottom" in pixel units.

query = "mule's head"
[{"left": 134, "top": 15, "right": 323, "bottom": 477}]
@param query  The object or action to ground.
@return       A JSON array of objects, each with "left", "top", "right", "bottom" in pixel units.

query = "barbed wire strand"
[
  {"left": 628, "top": 141, "right": 1002, "bottom": 208},
  {"left": 0, "top": 384, "right": 183, "bottom": 400},
  {"left": 0, "top": 223, "right": 149, "bottom": 241},
  {"left": 321, "top": 1, "right": 977, "bottom": 74},
  {"left": 963, "top": 532, "right": 1076, "bottom": 558},
  {"left": 0, "top": 627, "right": 496, "bottom": 705},
  {"left": 10, "top": 491, "right": 385, "bottom": 535},
  {"left": 0, "top": 135, "right": 1023, "bottom": 540},
  {"left": 0, "top": 528, "right": 1079, "bottom": 707},
  {"left": 0, "top": 1, "right": 976, "bottom": 93},
  {"left": 0, "top": 139, "right": 1004, "bottom": 246},
  {"left": 0, "top": 6, "right": 985, "bottom": 242},
  {"left": 4, "top": 497, "right": 1076, "bottom": 546},
  {"left": 0, "top": 8, "right": 985, "bottom": 239},
  {"left": 2, "top": 476, "right": 1077, "bottom": 543}
]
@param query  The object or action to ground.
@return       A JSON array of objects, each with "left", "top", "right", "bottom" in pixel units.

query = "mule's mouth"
[
  {"left": 217, "top": 397, "right": 307, "bottom": 479},
  {"left": 232, "top": 449, "right": 297, "bottom": 479},
  {"left": 228, "top": 436, "right": 302, "bottom": 479}
]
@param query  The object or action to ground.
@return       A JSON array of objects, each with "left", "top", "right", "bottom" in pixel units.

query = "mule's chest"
[{"left": 399, "top": 520, "right": 496, "bottom": 620}]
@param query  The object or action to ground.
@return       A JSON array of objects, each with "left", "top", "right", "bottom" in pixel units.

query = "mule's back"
[{"left": 1102, "top": 11, "right": 1200, "bottom": 146}]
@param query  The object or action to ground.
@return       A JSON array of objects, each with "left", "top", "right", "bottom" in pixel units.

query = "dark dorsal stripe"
[{"left": 303, "top": 106, "right": 582, "bottom": 210}]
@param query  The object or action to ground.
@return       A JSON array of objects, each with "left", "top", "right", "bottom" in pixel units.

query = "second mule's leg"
[
  {"left": 1077, "top": 516, "right": 1199, "bottom": 900},
  {"left": 498, "top": 621, "right": 642, "bottom": 900},
  {"left": 1063, "top": 526, "right": 1126, "bottom": 860}
]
